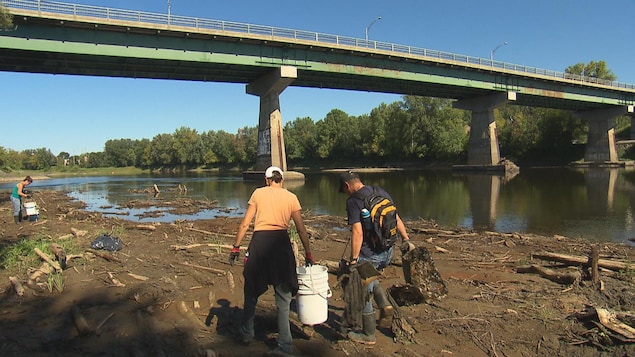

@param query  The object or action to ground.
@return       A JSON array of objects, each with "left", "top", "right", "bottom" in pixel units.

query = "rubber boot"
[
  {"left": 17, "top": 214, "right": 22, "bottom": 223},
  {"left": 348, "top": 313, "right": 376, "bottom": 345},
  {"left": 373, "top": 284, "right": 394, "bottom": 329},
  {"left": 14, "top": 215, "right": 20, "bottom": 224}
]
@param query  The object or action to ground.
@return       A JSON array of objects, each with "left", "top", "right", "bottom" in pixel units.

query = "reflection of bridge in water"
[{"left": 465, "top": 169, "right": 635, "bottom": 234}]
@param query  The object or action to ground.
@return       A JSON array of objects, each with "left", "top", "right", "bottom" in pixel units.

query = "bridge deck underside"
[{"left": 0, "top": 13, "right": 633, "bottom": 112}]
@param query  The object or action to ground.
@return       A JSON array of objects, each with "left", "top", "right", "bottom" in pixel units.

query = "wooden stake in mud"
[
  {"left": 590, "top": 246, "right": 600, "bottom": 286},
  {"left": 71, "top": 306, "right": 93, "bottom": 335}
]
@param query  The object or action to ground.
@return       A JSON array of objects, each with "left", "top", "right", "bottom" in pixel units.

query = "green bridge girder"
[{"left": 1, "top": 9, "right": 634, "bottom": 112}]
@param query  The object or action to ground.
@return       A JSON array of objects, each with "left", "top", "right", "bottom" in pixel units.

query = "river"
[{"left": 2, "top": 167, "right": 635, "bottom": 244}]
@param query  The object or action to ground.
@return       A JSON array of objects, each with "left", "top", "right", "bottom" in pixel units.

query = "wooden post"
[{"left": 590, "top": 246, "right": 600, "bottom": 286}]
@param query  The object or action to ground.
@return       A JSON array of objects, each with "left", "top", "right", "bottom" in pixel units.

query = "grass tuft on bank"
[{"left": 0, "top": 236, "right": 78, "bottom": 272}]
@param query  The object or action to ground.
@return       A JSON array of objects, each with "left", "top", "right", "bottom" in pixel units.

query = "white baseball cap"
[{"left": 265, "top": 166, "right": 283, "bottom": 179}]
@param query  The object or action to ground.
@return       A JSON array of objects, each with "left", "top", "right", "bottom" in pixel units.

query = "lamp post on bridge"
[
  {"left": 167, "top": 0, "right": 171, "bottom": 24},
  {"left": 490, "top": 41, "right": 508, "bottom": 63},
  {"left": 365, "top": 16, "right": 382, "bottom": 43}
]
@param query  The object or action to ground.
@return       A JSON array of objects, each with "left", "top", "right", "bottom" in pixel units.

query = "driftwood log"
[
  {"left": 533, "top": 251, "right": 633, "bottom": 271},
  {"left": 71, "top": 227, "right": 88, "bottom": 237},
  {"left": 9, "top": 276, "right": 25, "bottom": 296},
  {"left": 28, "top": 262, "right": 53, "bottom": 284},
  {"left": 34, "top": 247, "right": 62, "bottom": 272},
  {"left": 318, "top": 259, "right": 340, "bottom": 274},
  {"left": 517, "top": 264, "right": 582, "bottom": 285},
  {"left": 71, "top": 305, "right": 93, "bottom": 335},
  {"left": 135, "top": 225, "right": 156, "bottom": 231},
  {"left": 49, "top": 243, "right": 67, "bottom": 270},
  {"left": 176, "top": 301, "right": 208, "bottom": 329}
]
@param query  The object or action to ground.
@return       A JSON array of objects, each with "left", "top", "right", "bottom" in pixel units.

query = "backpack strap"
[{"left": 352, "top": 185, "right": 373, "bottom": 202}]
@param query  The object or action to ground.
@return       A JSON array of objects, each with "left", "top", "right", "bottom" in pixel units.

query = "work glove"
[
  {"left": 400, "top": 240, "right": 416, "bottom": 255},
  {"left": 229, "top": 246, "right": 240, "bottom": 266},
  {"left": 305, "top": 252, "right": 314, "bottom": 267},
  {"left": 347, "top": 259, "right": 358, "bottom": 273}
]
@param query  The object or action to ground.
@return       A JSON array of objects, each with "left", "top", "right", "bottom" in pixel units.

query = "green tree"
[
  {"left": 233, "top": 126, "right": 258, "bottom": 165},
  {"left": 200, "top": 131, "right": 220, "bottom": 166},
  {"left": 362, "top": 104, "right": 392, "bottom": 159},
  {"left": 104, "top": 139, "right": 137, "bottom": 167},
  {"left": 284, "top": 117, "right": 318, "bottom": 163},
  {"left": 0, "top": 4, "right": 14, "bottom": 30},
  {"left": 210, "top": 130, "right": 237, "bottom": 165},
  {"left": 172, "top": 127, "right": 204, "bottom": 166},
  {"left": 21, "top": 148, "right": 56, "bottom": 170},
  {"left": 147, "top": 133, "right": 176, "bottom": 167},
  {"left": 565, "top": 60, "right": 617, "bottom": 81},
  {"left": 85, "top": 152, "right": 108, "bottom": 168},
  {"left": 315, "top": 109, "right": 361, "bottom": 161},
  {"left": 386, "top": 96, "right": 467, "bottom": 162}
]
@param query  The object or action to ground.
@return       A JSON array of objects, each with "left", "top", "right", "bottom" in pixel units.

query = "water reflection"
[{"left": 2, "top": 168, "right": 635, "bottom": 243}]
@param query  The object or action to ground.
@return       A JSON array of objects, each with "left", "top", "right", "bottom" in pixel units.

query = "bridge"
[{"left": 1, "top": 0, "right": 634, "bottom": 172}]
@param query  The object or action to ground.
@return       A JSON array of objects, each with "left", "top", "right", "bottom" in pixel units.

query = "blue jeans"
[
  {"left": 241, "top": 282, "right": 293, "bottom": 350},
  {"left": 357, "top": 247, "right": 393, "bottom": 314},
  {"left": 10, "top": 196, "right": 21, "bottom": 217}
]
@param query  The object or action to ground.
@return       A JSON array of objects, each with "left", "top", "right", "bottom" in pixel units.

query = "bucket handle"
[
  {"left": 298, "top": 266, "right": 330, "bottom": 298},
  {"left": 298, "top": 282, "right": 332, "bottom": 300}
]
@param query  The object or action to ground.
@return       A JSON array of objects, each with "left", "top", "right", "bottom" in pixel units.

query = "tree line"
[{"left": 1, "top": 92, "right": 631, "bottom": 172}]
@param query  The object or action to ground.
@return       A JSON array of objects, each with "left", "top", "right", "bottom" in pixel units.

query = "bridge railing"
[{"left": 2, "top": 0, "right": 633, "bottom": 90}]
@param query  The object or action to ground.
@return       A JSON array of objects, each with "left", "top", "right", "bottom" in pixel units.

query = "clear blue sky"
[{"left": 2, "top": 0, "right": 633, "bottom": 155}]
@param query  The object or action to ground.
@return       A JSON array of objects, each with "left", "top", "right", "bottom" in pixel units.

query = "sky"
[{"left": 1, "top": 0, "right": 633, "bottom": 155}]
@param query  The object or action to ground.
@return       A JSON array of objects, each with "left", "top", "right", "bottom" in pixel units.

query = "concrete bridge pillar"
[
  {"left": 245, "top": 66, "right": 297, "bottom": 175},
  {"left": 575, "top": 106, "right": 633, "bottom": 163},
  {"left": 453, "top": 92, "right": 517, "bottom": 166}
]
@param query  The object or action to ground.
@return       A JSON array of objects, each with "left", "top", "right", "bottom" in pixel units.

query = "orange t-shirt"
[{"left": 249, "top": 186, "right": 302, "bottom": 231}]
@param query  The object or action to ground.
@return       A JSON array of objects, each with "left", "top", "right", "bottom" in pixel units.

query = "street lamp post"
[
  {"left": 167, "top": 0, "right": 171, "bottom": 24},
  {"left": 490, "top": 41, "right": 508, "bottom": 63},
  {"left": 365, "top": 16, "right": 382, "bottom": 42}
]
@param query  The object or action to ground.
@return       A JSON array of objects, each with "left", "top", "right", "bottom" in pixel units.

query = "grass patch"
[
  {"left": 0, "top": 235, "right": 78, "bottom": 272},
  {"left": 47, "top": 271, "right": 64, "bottom": 293}
]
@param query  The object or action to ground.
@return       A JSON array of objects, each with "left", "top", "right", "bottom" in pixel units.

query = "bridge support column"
[
  {"left": 245, "top": 66, "right": 302, "bottom": 179},
  {"left": 575, "top": 106, "right": 633, "bottom": 163},
  {"left": 453, "top": 92, "right": 516, "bottom": 166}
]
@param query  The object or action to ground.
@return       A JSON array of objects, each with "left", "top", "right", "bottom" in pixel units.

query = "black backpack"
[{"left": 355, "top": 186, "right": 399, "bottom": 251}]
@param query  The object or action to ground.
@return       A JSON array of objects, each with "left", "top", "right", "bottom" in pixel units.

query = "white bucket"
[
  {"left": 24, "top": 202, "right": 38, "bottom": 216},
  {"left": 296, "top": 265, "right": 332, "bottom": 325}
]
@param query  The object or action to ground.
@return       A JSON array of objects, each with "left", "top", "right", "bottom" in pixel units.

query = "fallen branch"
[
  {"left": 186, "top": 227, "right": 236, "bottom": 238},
  {"left": 176, "top": 301, "right": 208, "bottom": 329},
  {"left": 135, "top": 224, "right": 156, "bottom": 231},
  {"left": 318, "top": 259, "right": 340, "bottom": 274},
  {"left": 533, "top": 251, "right": 633, "bottom": 271},
  {"left": 9, "top": 276, "right": 25, "bottom": 296},
  {"left": 517, "top": 264, "right": 581, "bottom": 285},
  {"left": 179, "top": 262, "right": 226, "bottom": 275},
  {"left": 71, "top": 228, "right": 88, "bottom": 237},
  {"left": 170, "top": 243, "right": 243, "bottom": 251},
  {"left": 127, "top": 273, "right": 149, "bottom": 281},
  {"left": 28, "top": 262, "right": 53, "bottom": 284},
  {"left": 34, "top": 247, "right": 62, "bottom": 272},
  {"left": 88, "top": 249, "right": 122, "bottom": 263},
  {"left": 107, "top": 272, "right": 125, "bottom": 287},
  {"left": 95, "top": 312, "right": 115, "bottom": 334}
]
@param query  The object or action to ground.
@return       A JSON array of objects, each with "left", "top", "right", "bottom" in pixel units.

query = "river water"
[{"left": 3, "top": 167, "right": 635, "bottom": 244}]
